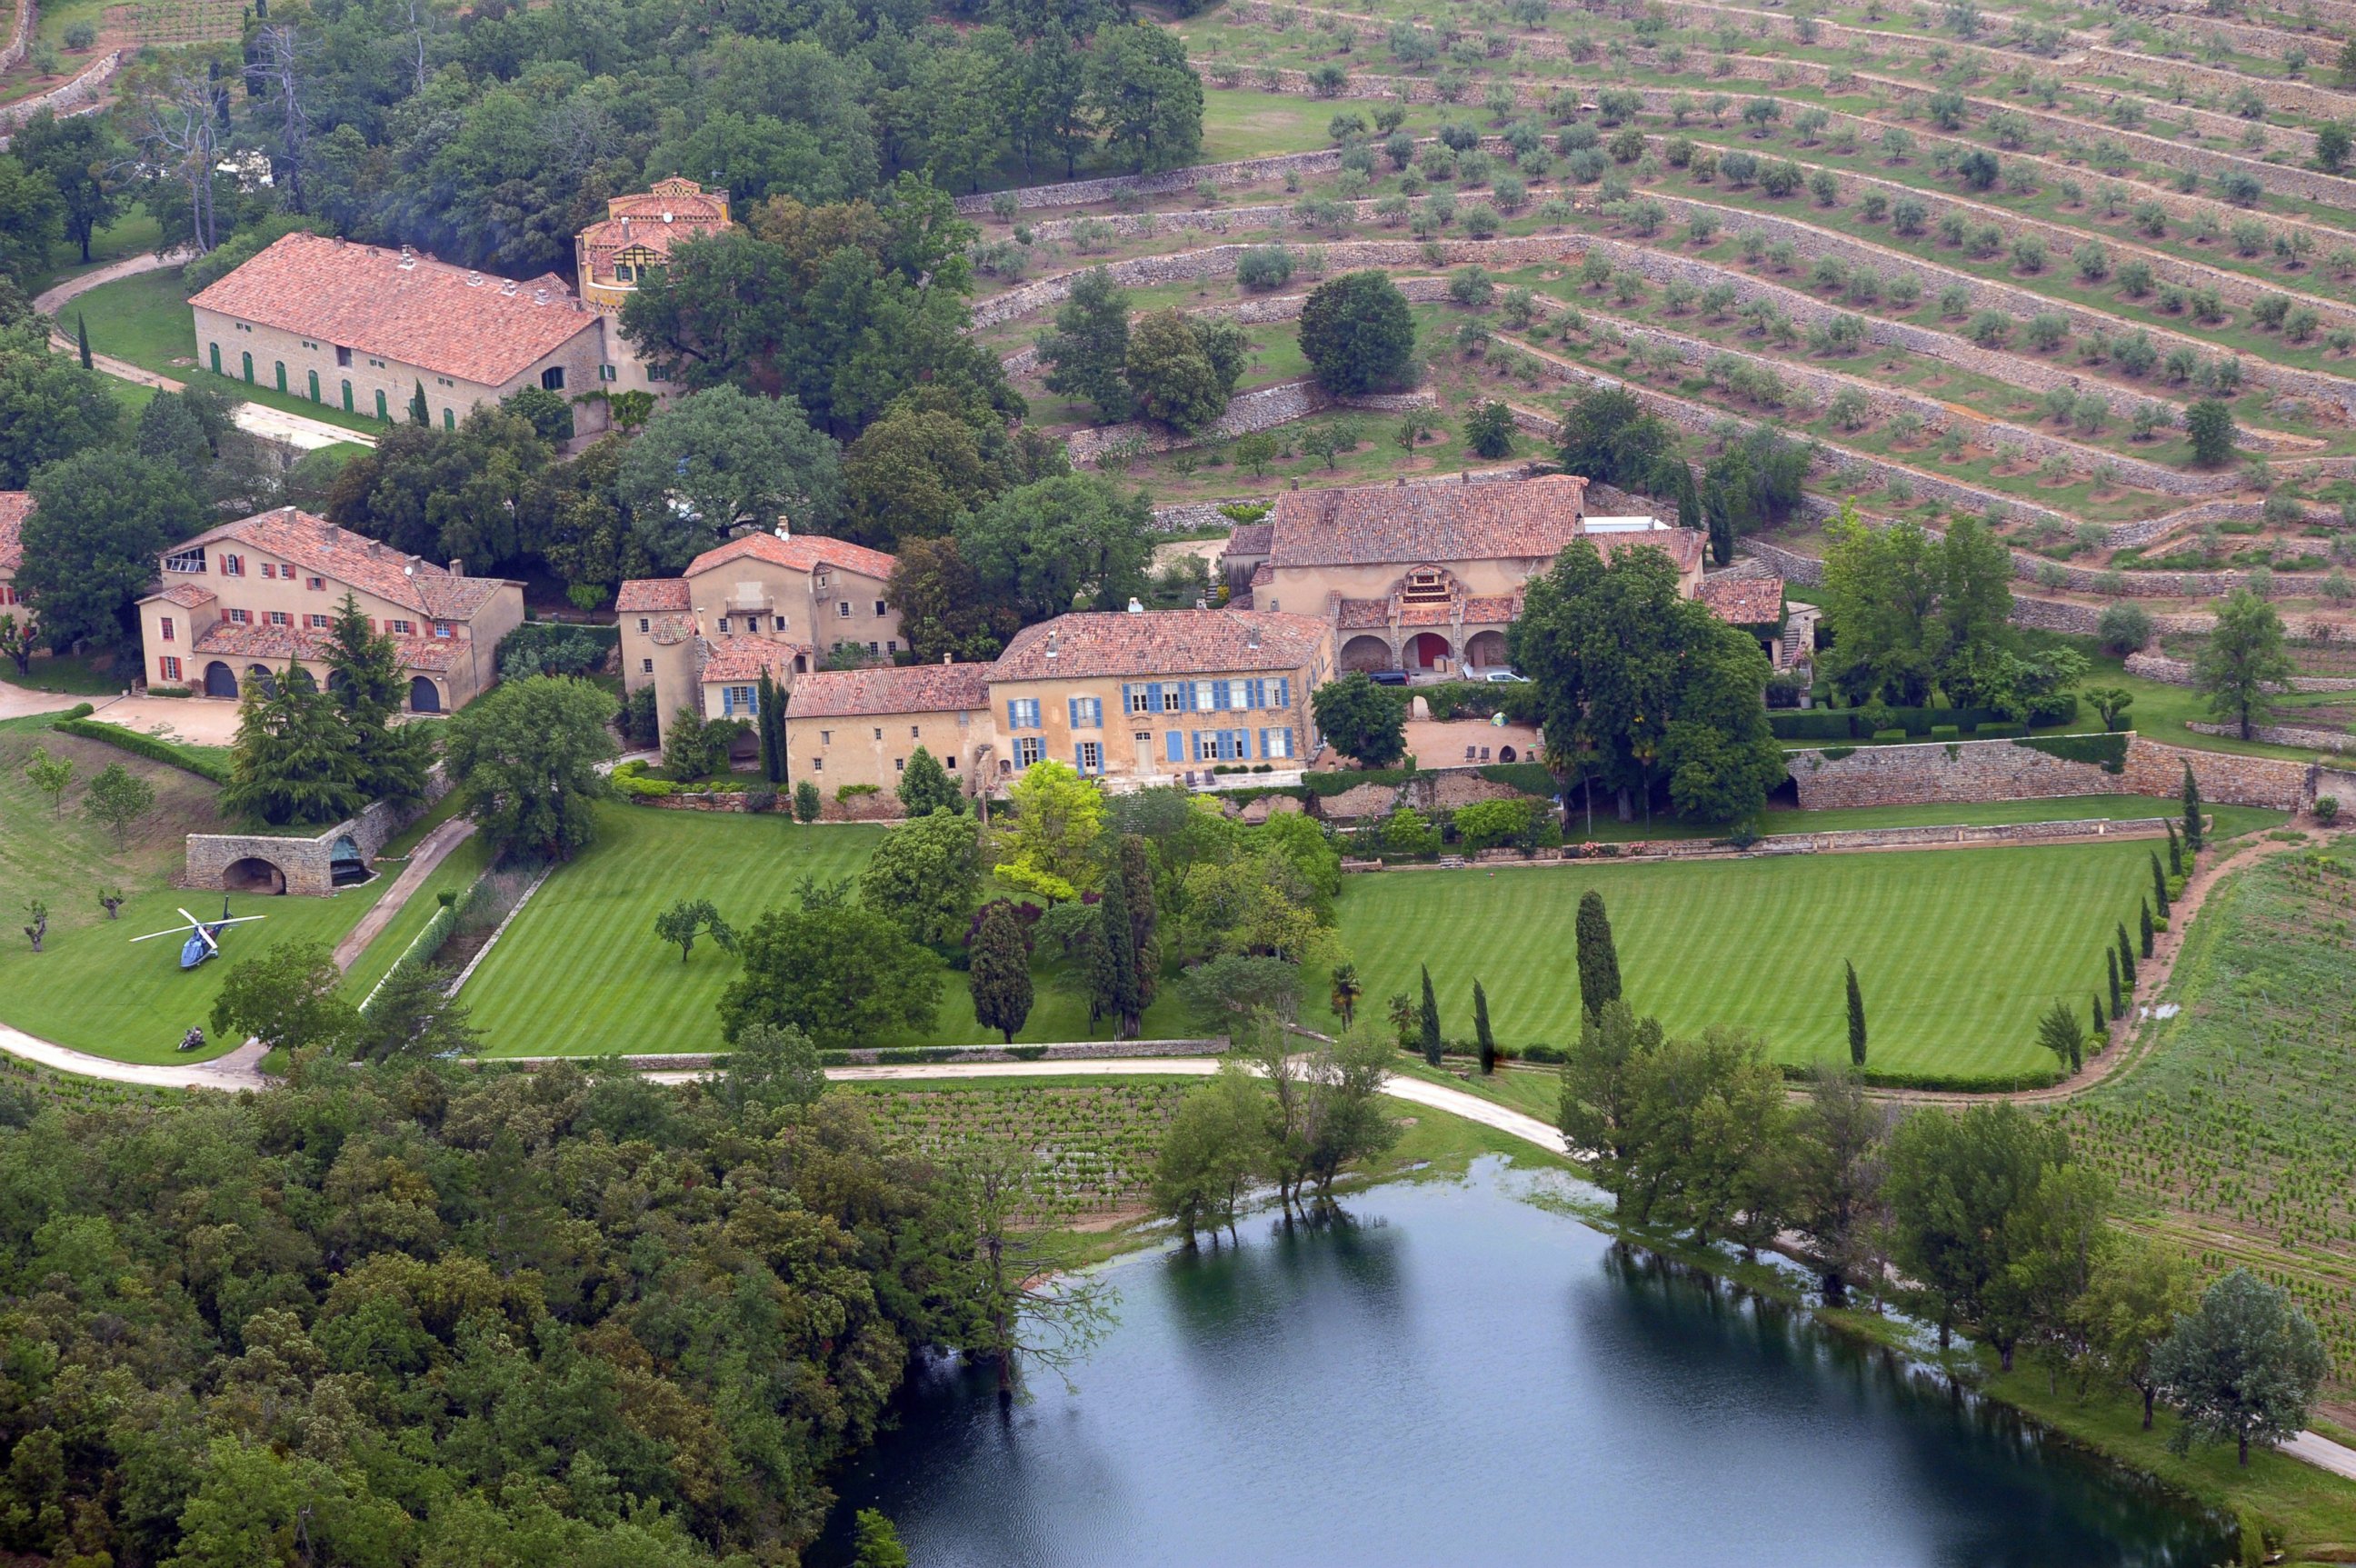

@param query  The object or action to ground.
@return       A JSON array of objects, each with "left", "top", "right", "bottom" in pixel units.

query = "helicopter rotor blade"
[
  {"left": 175, "top": 908, "right": 202, "bottom": 928},
  {"left": 128, "top": 928, "right": 185, "bottom": 943}
]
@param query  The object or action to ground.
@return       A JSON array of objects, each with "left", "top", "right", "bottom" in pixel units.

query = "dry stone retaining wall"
[
  {"left": 1790, "top": 731, "right": 2307, "bottom": 808},
  {"left": 2186, "top": 719, "right": 2356, "bottom": 751},
  {"left": 185, "top": 785, "right": 448, "bottom": 896},
  {"left": 0, "top": 49, "right": 119, "bottom": 136},
  {"left": 0, "top": 0, "right": 27, "bottom": 70}
]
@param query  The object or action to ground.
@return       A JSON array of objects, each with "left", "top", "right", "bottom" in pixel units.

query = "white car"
[{"left": 1481, "top": 668, "right": 1531, "bottom": 684}]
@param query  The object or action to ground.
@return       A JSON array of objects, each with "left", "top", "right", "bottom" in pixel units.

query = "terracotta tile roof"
[
  {"left": 1249, "top": 561, "right": 1273, "bottom": 586},
  {"left": 1463, "top": 593, "right": 1521, "bottom": 622},
  {"left": 617, "top": 578, "right": 691, "bottom": 613},
  {"left": 1268, "top": 474, "right": 1590, "bottom": 569},
  {"left": 1698, "top": 575, "right": 1786, "bottom": 625},
  {"left": 1585, "top": 529, "right": 1707, "bottom": 578},
  {"left": 167, "top": 509, "right": 507, "bottom": 621},
  {"left": 577, "top": 179, "right": 733, "bottom": 270},
  {"left": 187, "top": 233, "right": 598, "bottom": 387},
  {"left": 0, "top": 492, "right": 28, "bottom": 574},
  {"left": 993, "top": 609, "right": 1328, "bottom": 683},
  {"left": 787, "top": 662, "right": 994, "bottom": 719},
  {"left": 1335, "top": 598, "right": 1389, "bottom": 629},
  {"left": 1334, "top": 593, "right": 1522, "bottom": 630},
  {"left": 695, "top": 635, "right": 807, "bottom": 684},
  {"left": 189, "top": 620, "right": 460, "bottom": 672},
  {"left": 151, "top": 583, "right": 217, "bottom": 608},
  {"left": 1225, "top": 522, "right": 1273, "bottom": 555},
  {"left": 684, "top": 531, "right": 897, "bottom": 584}
]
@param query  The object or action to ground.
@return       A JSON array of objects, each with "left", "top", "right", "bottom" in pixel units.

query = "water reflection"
[{"left": 816, "top": 1161, "right": 2231, "bottom": 1568}]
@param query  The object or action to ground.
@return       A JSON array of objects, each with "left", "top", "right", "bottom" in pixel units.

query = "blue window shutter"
[
  {"left": 1238, "top": 729, "right": 1253, "bottom": 760},
  {"left": 1007, "top": 700, "right": 1018, "bottom": 730},
  {"left": 1167, "top": 732, "right": 1183, "bottom": 762},
  {"left": 1148, "top": 682, "right": 1162, "bottom": 712},
  {"left": 1121, "top": 683, "right": 1133, "bottom": 714},
  {"left": 1067, "top": 696, "right": 1079, "bottom": 727},
  {"left": 1248, "top": 678, "right": 1264, "bottom": 709},
  {"left": 1273, "top": 678, "right": 1290, "bottom": 708}
]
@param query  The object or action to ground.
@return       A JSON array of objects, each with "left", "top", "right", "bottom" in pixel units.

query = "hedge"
[
  {"left": 1478, "top": 761, "right": 1558, "bottom": 797},
  {"left": 2013, "top": 733, "right": 2128, "bottom": 774},
  {"left": 1780, "top": 1062, "right": 2067, "bottom": 1093},
  {"left": 50, "top": 718, "right": 230, "bottom": 784},
  {"left": 1769, "top": 692, "right": 2080, "bottom": 742}
]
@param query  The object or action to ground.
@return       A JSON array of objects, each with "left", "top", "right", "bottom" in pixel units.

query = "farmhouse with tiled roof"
[
  {"left": 785, "top": 663, "right": 998, "bottom": 793},
  {"left": 135, "top": 508, "right": 524, "bottom": 712},
  {"left": 574, "top": 178, "right": 734, "bottom": 394},
  {"left": 1249, "top": 475, "right": 1704, "bottom": 676},
  {"left": 619, "top": 524, "right": 904, "bottom": 748}
]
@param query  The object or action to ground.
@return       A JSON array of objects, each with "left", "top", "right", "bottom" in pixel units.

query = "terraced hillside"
[{"left": 964, "top": 0, "right": 2356, "bottom": 735}]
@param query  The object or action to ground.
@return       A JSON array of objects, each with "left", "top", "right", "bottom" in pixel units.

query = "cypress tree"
[
  {"left": 1575, "top": 890, "right": 1622, "bottom": 1022},
  {"left": 968, "top": 902, "right": 1033, "bottom": 1044},
  {"left": 1473, "top": 980, "right": 1495, "bottom": 1075},
  {"left": 2092, "top": 992, "right": 2106, "bottom": 1042},
  {"left": 2166, "top": 820, "right": 2183, "bottom": 877},
  {"left": 1092, "top": 874, "right": 1142, "bottom": 1038},
  {"left": 2116, "top": 922, "right": 2138, "bottom": 988},
  {"left": 2181, "top": 763, "right": 2203, "bottom": 851},
  {"left": 410, "top": 380, "right": 430, "bottom": 426},
  {"left": 755, "top": 670, "right": 786, "bottom": 784},
  {"left": 1119, "top": 834, "right": 1159, "bottom": 1014},
  {"left": 2140, "top": 897, "right": 2155, "bottom": 959},
  {"left": 75, "top": 314, "right": 91, "bottom": 370},
  {"left": 2151, "top": 850, "right": 2171, "bottom": 919},
  {"left": 1844, "top": 958, "right": 1867, "bottom": 1067},
  {"left": 1418, "top": 964, "right": 1443, "bottom": 1067},
  {"left": 2107, "top": 947, "right": 2122, "bottom": 1016}
]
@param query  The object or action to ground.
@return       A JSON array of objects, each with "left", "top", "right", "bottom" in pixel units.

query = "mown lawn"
[
  {"left": 1557, "top": 793, "right": 2286, "bottom": 843},
  {"left": 1324, "top": 841, "right": 2158, "bottom": 1084},
  {"left": 463, "top": 804, "right": 1193, "bottom": 1058}
]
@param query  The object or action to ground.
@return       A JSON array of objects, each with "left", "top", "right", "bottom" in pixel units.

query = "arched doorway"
[
  {"left": 1498, "top": 744, "right": 1518, "bottom": 763},
  {"left": 1340, "top": 634, "right": 1395, "bottom": 673},
  {"left": 408, "top": 676, "right": 443, "bottom": 713},
  {"left": 203, "top": 662, "right": 238, "bottom": 698},
  {"left": 1465, "top": 630, "right": 1509, "bottom": 669},
  {"left": 246, "top": 664, "right": 277, "bottom": 697},
  {"left": 285, "top": 665, "right": 317, "bottom": 693},
  {"left": 329, "top": 835, "right": 373, "bottom": 887},
  {"left": 223, "top": 856, "right": 286, "bottom": 894},
  {"left": 1406, "top": 632, "right": 1453, "bottom": 671}
]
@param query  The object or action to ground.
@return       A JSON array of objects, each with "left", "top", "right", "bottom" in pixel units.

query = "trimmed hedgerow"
[{"left": 50, "top": 718, "right": 229, "bottom": 784}]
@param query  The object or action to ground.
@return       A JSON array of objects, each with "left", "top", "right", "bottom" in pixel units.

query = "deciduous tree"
[
  {"left": 83, "top": 761, "right": 155, "bottom": 846},
  {"left": 18, "top": 450, "right": 204, "bottom": 652},
  {"left": 862, "top": 807, "right": 982, "bottom": 945},
  {"left": 1297, "top": 270, "right": 1417, "bottom": 394},
  {"left": 2193, "top": 588, "right": 2297, "bottom": 740},
  {"left": 719, "top": 879, "right": 941, "bottom": 1052},
  {"left": 442, "top": 675, "right": 618, "bottom": 861},
  {"left": 1310, "top": 672, "right": 1407, "bottom": 767},
  {"left": 1040, "top": 265, "right": 1134, "bottom": 422},
  {"left": 2154, "top": 1268, "right": 2330, "bottom": 1464},
  {"left": 994, "top": 758, "right": 1105, "bottom": 902},
  {"left": 654, "top": 897, "right": 738, "bottom": 962},
  {"left": 956, "top": 474, "right": 1154, "bottom": 623},
  {"left": 211, "top": 938, "right": 358, "bottom": 1055},
  {"left": 616, "top": 386, "right": 844, "bottom": 571}
]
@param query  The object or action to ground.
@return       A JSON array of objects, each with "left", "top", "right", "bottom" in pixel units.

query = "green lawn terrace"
[{"left": 1325, "top": 835, "right": 2162, "bottom": 1087}]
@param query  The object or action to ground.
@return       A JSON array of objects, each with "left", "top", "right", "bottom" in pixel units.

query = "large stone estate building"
[
  {"left": 1222, "top": 475, "right": 1706, "bottom": 676},
  {"left": 784, "top": 608, "right": 1334, "bottom": 794},
  {"left": 135, "top": 507, "right": 525, "bottom": 713},
  {"left": 187, "top": 178, "right": 735, "bottom": 435},
  {"left": 618, "top": 526, "right": 904, "bottom": 744}
]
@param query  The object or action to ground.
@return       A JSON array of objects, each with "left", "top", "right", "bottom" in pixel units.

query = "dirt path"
[
  {"left": 1871, "top": 825, "right": 2323, "bottom": 1107},
  {"left": 0, "top": 1024, "right": 267, "bottom": 1091},
  {"left": 330, "top": 817, "right": 476, "bottom": 972}
]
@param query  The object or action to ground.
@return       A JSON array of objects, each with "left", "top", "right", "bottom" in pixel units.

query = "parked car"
[
  {"left": 1369, "top": 669, "right": 1410, "bottom": 686},
  {"left": 1482, "top": 668, "right": 1531, "bottom": 684}
]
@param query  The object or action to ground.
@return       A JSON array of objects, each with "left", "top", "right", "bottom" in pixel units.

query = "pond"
[{"left": 818, "top": 1160, "right": 2231, "bottom": 1568}]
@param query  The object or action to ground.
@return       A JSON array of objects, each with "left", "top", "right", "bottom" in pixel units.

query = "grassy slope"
[
  {"left": 1555, "top": 793, "right": 2287, "bottom": 842},
  {"left": 1325, "top": 840, "right": 2155, "bottom": 1080},
  {"left": 462, "top": 804, "right": 1193, "bottom": 1058},
  {"left": 62, "top": 268, "right": 388, "bottom": 436}
]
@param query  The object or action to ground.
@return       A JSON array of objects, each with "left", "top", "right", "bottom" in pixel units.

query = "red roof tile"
[
  {"left": 0, "top": 492, "right": 28, "bottom": 574},
  {"left": 1699, "top": 575, "right": 1786, "bottom": 625},
  {"left": 151, "top": 583, "right": 217, "bottom": 608},
  {"left": 166, "top": 509, "right": 507, "bottom": 621},
  {"left": 187, "top": 233, "right": 599, "bottom": 387},
  {"left": 684, "top": 531, "right": 898, "bottom": 583},
  {"left": 695, "top": 635, "right": 807, "bottom": 684},
  {"left": 617, "top": 578, "right": 692, "bottom": 613},
  {"left": 787, "top": 662, "right": 994, "bottom": 719},
  {"left": 577, "top": 179, "right": 733, "bottom": 270},
  {"left": 1225, "top": 521, "right": 1273, "bottom": 555},
  {"left": 1268, "top": 474, "right": 1591, "bottom": 569},
  {"left": 189, "top": 620, "right": 461, "bottom": 672},
  {"left": 993, "top": 610, "right": 1328, "bottom": 682}
]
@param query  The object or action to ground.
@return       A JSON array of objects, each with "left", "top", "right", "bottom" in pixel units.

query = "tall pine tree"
[
  {"left": 1091, "top": 873, "right": 1143, "bottom": 1038},
  {"left": 2181, "top": 763, "right": 2203, "bottom": 851},
  {"left": 1473, "top": 979, "right": 1495, "bottom": 1075},
  {"left": 2116, "top": 922, "right": 2139, "bottom": 988},
  {"left": 325, "top": 593, "right": 432, "bottom": 806},
  {"left": 222, "top": 664, "right": 368, "bottom": 826},
  {"left": 1575, "top": 890, "right": 1622, "bottom": 1022},
  {"left": 1418, "top": 964, "right": 1443, "bottom": 1067},
  {"left": 1844, "top": 959, "right": 1867, "bottom": 1067}
]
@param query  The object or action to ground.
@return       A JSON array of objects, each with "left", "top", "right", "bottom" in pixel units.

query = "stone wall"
[
  {"left": 2316, "top": 765, "right": 2356, "bottom": 815},
  {"left": 954, "top": 146, "right": 1354, "bottom": 214},
  {"left": 1789, "top": 731, "right": 2308, "bottom": 809},
  {"left": 2126, "top": 649, "right": 2356, "bottom": 691},
  {"left": 0, "top": 50, "right": 122, "bottom": 137},
  {"left": 0, "top": 0, "right": 28, "bottom": 71},
  {"left": 1063, "top": 376, "right": 1435, "bottom": 464},
  {"left": 2187, "top": 719, "right": 2356, "bottom": 752},
  {"left": 185, "top": 779, "right": 450, "bottom": 896}
]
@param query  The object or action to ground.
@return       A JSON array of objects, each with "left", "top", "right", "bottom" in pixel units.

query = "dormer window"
[
  {"left": 1402, "top": 568, "right": 1451, "bottom": 604},
  {"left": 165, "top": 547, "right": 206, "bottom": 574},
  {"left": 614, "top": 264, "right": 635, "bottom": 282}
]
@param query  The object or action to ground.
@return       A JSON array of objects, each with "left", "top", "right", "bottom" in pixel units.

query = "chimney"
[
  {"left": 449, "top": 559, "right": 464, "bottom": 578},
  {"left": 323, "top": 523, "right": 340, "bottom": 544},
  {"left": 501, "top": 279, "right": 517, "bottom": 297},
  {"left": 942, "top": 653, "right": 952, "bottom": 665},
  {"left": 774, "top": 514, "right": 791, "bottom": 540},
  {"left": 366, "top": 540, "right": 381, "bottom": 557},
  {"left": 465, "top": 270, "right": 484, "bottom": 287},
  {"left": 1044, "top": 630, "right": 1059, "bottom": 660},
  {"left": 1246, "top": 621, "right": 1262, "bottom": 651},
  {"left": 1126, "top": 596, "right": 1143, "bottom": 614},
  {"left": 533, "top": 286, "right": 549, "bottom": 305}
]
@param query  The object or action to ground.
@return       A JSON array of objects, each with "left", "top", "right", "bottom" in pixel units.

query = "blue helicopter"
[{"left": 129, "top": 896, "right": 268, "bottom": 970}]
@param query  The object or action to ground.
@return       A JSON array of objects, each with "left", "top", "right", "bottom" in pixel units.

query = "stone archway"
[
  {"left": 1498, "top": 744, "right": 1518, "bottom": 763},
  {"left": 408, "top": 676, "right": 443, "bottom": 713},
  {"left": 1465, "top": 630, "right": 1510, "bottom": 670},
  {"left": 223, "top": 856, "right": 286, "bottom": 894},
  {"left": 1406, "top": 631, "right": 1453, "bottom": 670},
  {"left": 1340, "top": 634, "right": 1395, "bottom": 673},
  {"left": 203, "top": 661, "right": 238, "bottom": 698},
  {"left": 246, "top": 664, "right": 277, "bottom": 697}
]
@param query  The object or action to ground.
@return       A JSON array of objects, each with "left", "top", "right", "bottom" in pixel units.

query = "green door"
[
  {"left": 209, "top": 343, "right": 221, "bottom": 375},
  {"left": 374, "top": 389, "right": 387, "bottom": 421},
  {"left": 307, "top": 369, "right": 320, "bottom": 403},
  {"left": 275, "top": 362, "right": 286, "bottom": 393},
  {"left": 241, "top": 352, "right": 254, "bottom": 383},
  {"left": 342, "top": 380, "right": 354, "bottom": 412}
]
